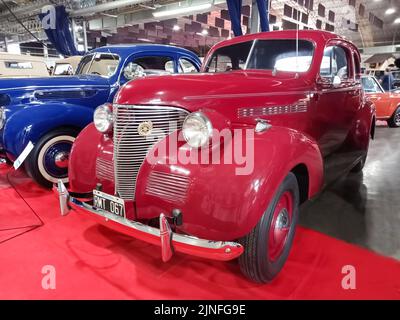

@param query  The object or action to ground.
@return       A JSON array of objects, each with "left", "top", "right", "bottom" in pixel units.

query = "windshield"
[
  {"left": 76, "top": 53, "right": 120, "bottom": 77},
  {"left": 205, "top": 39, "right": 314, "bottom": 73}
]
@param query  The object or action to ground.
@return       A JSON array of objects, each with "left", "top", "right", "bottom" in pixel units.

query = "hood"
[
  {"left": 0, "top": 74, "right": 110, "bottom": 92},
  {"left": 115, "top": 71, "right": 313, "bottom": 113}
]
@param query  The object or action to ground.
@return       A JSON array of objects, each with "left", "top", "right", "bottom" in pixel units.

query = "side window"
[
  {"left": 123, "top": 56, "right": 174, "bottom": 80},
  {"left": 320, "top": 46, "right": 349, "bottom": 80},
  {"left": 5, "top": 61, "right": 33, "bottom": 69},
  {"left": 178, "top": 58, "right": 198, "bottom": 73},
  {"left": 361, "top": 77, "right": 382, "bottom": 93}
]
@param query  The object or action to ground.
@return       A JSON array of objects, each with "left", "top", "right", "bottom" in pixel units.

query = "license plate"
[{"left": 93, "top": 190, "right": 125, "bottom": 218}]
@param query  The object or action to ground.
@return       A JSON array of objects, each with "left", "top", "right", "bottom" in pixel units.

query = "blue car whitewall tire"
[{"left": 25, "top": 128, "right": 79, "bottom": 188}]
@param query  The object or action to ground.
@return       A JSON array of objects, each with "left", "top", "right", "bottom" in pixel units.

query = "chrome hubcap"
[
  {"left": 275, "top": 209, "right": 290, "bottom": 230},
  {"left": 395, "top": 112, "right": 400, "bottom": 125},
  {"left": 54, "top": 151, "right": 69, "bottom": 169}
]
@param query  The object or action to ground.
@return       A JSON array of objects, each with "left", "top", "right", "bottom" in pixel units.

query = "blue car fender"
[{"left": 3, "top": 103, "right": 94, "bottom": 158}]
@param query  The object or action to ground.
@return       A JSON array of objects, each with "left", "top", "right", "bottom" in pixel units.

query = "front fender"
[
  {"left": 3, "top": 103, "right": 94, "bottom": 159},
  {"left": 135, "top": 126, "right": 324, "bottom": 241}
]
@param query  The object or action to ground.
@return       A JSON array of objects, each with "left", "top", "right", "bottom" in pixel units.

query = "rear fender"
[
  {"left": 135, "top": 126, "right": 324, "bottom": 241},
  {"left": 3, "top": 103, "right": 94, "bottom": 158}
]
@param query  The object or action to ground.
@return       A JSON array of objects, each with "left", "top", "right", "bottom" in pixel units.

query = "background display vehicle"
[
  {"left": 58, "top": 30, "right": 375, "bottom": 283},
  {"left": 0, "top": 44, "right": 201, "bottom": 187},
  {"left": 0, "top": 53, "right": 49, "bottom": 78},
  {"left": 362, "top": 75, "right": 400, "bottom": 127},
  {"left": 53, "top": 56, "right": 82, "bottom": 75}
]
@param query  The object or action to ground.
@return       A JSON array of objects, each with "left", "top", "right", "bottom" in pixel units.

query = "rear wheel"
[
  {"left": 238, "top": 172, "right": 300, "bottom": 283},
  {"left": 25, "top": 128, "right": 79, "bottom": 188},
  {"left": 387, "top": 107, "right": 400, "bottom": 128}
]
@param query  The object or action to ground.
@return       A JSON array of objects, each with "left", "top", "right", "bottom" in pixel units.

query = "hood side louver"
[{"left": 34, "top": 90, "right": 97, "bottom": 100}]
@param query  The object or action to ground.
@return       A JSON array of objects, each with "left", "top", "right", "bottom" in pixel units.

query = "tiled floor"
[{"left": 301, "top": 126, "right": 400, "bottom": 260}]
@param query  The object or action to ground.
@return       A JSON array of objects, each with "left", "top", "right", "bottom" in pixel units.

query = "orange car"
[{"left": 362, "top": 76, "right": 400, "bottom": 127}]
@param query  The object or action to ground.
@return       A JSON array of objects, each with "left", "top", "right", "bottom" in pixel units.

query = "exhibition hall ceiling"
[{"left": 0, "top": 0, "right": 399, "bottom": 50}]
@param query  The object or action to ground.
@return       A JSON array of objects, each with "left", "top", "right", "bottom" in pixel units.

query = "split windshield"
[
  {"left": 205, "top": 39, "right": 314, "bottom": 73},
  {"left": 76, "top": 53, "right": 120, "bottom": 77}
]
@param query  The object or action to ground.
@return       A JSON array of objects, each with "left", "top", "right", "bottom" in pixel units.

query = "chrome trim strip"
[
  {"left": 0, "top": 85, "right": 109, "bottom": 92},
  {"left": 184, "top": 90, "right": 317, "bottom": 101}
]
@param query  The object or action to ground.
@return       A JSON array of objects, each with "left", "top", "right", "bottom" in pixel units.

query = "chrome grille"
[
  {"left": 146, "top": 171, "right": 191, "bottom": 204},
  {"left": 113, "top": 105, "right": 189, "bottom": 200}
]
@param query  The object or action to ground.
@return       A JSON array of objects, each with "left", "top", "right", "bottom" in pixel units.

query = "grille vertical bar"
[{"left": 113, "top": 105, "right": 189, "bottom": 201}]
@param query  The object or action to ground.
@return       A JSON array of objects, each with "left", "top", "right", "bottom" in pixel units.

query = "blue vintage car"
[{"left": 0, "top": 44, "right": 201, "bottom": 187}]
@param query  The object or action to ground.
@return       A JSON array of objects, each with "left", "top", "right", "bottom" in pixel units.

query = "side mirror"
[{"left": 332, "top": 75, "right": 341, "bottom": 87}]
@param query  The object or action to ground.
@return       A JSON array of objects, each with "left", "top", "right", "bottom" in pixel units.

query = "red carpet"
[
  {"left": 0, "top": 165, "right": 399, "bottom": 300},
  {"left": 0, "top": 164, "right": 42, "bottom": 243}
]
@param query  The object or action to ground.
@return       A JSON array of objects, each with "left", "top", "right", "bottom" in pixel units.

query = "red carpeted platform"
[{"left": 0, "top": 164, "right": 399, "bottom": 300}]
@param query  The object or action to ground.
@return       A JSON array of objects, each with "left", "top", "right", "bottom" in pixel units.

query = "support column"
[
  {"left": 83, "top": 21, "right": 88, "bottom": 52},
  {"left": 43, "top": 43, "right": 48, "bottom": 58},
  {"left": 71, "top": 18, "right": 78, "bottom": 49},
  {"left": 250, "top": 0, "right": 260, "bottom": 33}
]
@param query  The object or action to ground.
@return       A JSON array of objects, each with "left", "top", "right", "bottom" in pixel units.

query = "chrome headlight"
[
  {"left": 94, "top": 104, "right": 113, "bottom": 133},
  {"left": 0, "top": 107, "right": 5, "bottom": 130},
  {"left": 182, "top": 112, "right": 213, "bottom": 148}
]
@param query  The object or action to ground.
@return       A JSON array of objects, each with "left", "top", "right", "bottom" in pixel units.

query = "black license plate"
[{"left": 93, "top": 190, "right": 125, "bottom": 218}]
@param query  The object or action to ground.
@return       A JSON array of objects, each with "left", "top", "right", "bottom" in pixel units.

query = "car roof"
[
  {"left": 0, "top": 53, "right": 47, "bottom": 62},
  {"left": 210, "top": 30, "right": 354, "bottom": 52},
  {"left": 90, "top": 44, "right": 198, "bottom": 59}
]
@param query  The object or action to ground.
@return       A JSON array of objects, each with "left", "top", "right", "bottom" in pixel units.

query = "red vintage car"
[
  {"left": 361, "top": 75, "right": 400, "bottom": 127},
  {"left": 57, "top": 31, "right": 375, "bottom": 283}
]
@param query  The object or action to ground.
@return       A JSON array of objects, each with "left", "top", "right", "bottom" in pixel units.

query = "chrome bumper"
[{"left": 57, "top": 181, "right": 243, "bottom": 262}]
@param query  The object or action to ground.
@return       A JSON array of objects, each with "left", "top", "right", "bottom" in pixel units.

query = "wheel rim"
[
  {"left": 395, "top": 111, "right": 400, "bottom": 126},
  {"left": 268, "top": 191, "right": 294, "bottom": 262},
  {"left": 37, "top": 135, "right": 75, "bottom": 183}
]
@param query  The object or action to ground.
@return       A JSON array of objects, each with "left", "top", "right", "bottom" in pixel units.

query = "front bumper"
[{"left": 57, "top": 181, "right": 243, "bottom": 262}]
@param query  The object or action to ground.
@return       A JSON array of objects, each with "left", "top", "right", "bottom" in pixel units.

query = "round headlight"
[
  {"left": 0, "top": 107, "right": 5, "bottom": 130},
  {"left": 182, "top": 112, "right": 213, "bottom": 148},
  {"left": 94, "top": 104, "right": 113, "bottom": 133}
]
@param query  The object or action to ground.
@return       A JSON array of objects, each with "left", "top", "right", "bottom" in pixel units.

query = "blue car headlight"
[{"left": 0, "top": 107, "right": 5, "bottom": 130}]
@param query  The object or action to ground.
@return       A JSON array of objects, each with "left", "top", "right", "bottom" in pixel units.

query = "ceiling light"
[
  {"left": 395, "top": 18, "right": 400, "bottom": 24},
  {"left": 153, "top": 3, "right": 212, "bottom": 18},
  {"left": 100, "top": 13, "right": 118, "bottom": 18},
  {"left": 173, "top": 25, "right": 180, "bottom": 31},
  {"left": 386, "top": 8, "right": 396, "bottom": 15}
]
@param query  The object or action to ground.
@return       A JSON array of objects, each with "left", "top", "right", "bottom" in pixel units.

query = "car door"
[
  {"left": 362, "top": 76, "right": 391, "bottom": 118},
  {"left": 315, "top": 43, "right": 357, "bottom": 157}
]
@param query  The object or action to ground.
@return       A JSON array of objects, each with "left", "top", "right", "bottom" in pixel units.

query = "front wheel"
[
  {"left": 25, "top": 128, "right": 79, "bottom": 188},
  {"left": 238, "top": 172, "right": 300, "bottom": 283},
  {"left": 387, "top": 107, "right": 400, "bottom": 128}
]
